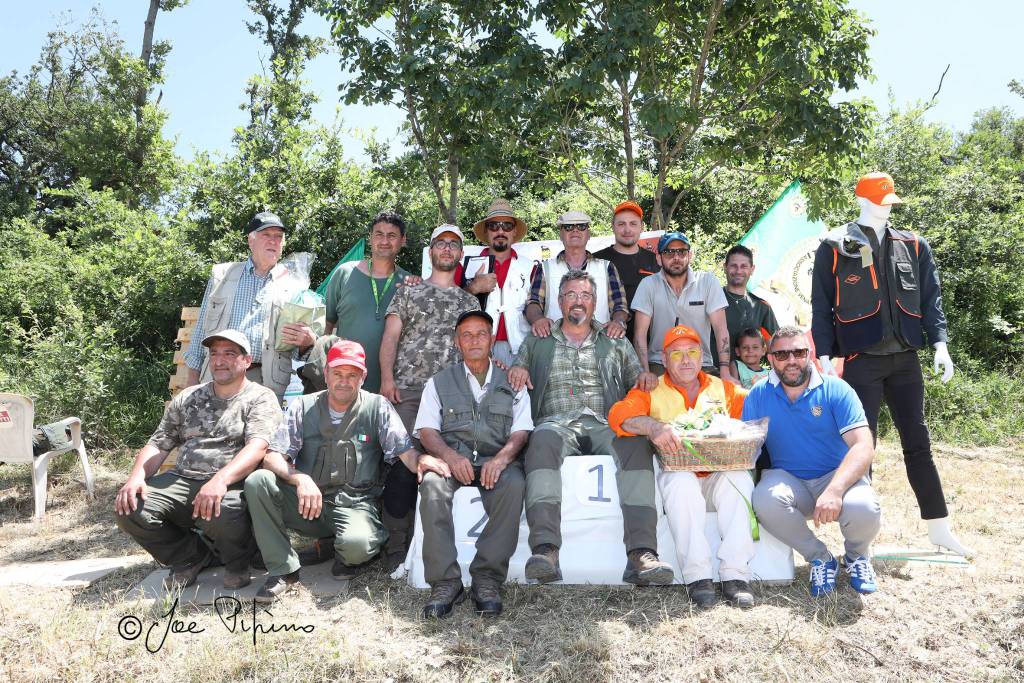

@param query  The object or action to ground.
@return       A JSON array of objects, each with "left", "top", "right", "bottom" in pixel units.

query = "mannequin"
[{"left": 812, "top": 172, "right": 973, "bottom": 557}]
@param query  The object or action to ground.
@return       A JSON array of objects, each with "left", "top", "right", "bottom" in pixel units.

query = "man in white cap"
[
  {"left": 115, "top": 330, "right": 281, "bottom": 591},
  {"left": 184, "top": 210, "right": 316, "bottom": 401},
  {"left": 459, "top": 199, "right": 536, "bottom": 366},
  {"left": 525, "top": 210, "right": 630, "bottom": 339},
  {"left": 378, "top": 224, "right": 482, "bottom": 569}
]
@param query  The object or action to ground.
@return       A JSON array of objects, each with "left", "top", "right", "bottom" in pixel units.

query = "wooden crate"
[{"left": 160, "top": 306, "right": 199, "bottom": 473}]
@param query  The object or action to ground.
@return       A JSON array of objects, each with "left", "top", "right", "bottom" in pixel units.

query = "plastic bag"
[{"left": 276, "top": 288, "right": 326, "bottom": 352}]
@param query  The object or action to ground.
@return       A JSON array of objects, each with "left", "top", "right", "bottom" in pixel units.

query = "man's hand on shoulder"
[
  {"left": 530, "top": 317, "right": 553, "bottom": 337},
  {"left": 508, "top": 366, "right": 533, "bottom": 391}
]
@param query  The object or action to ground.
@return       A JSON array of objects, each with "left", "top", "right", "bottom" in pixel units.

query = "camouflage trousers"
[
  {"left": 523, "top": 416, "right": 658, "bottom": 553},
  {"left": 115, "top": 471, "right": 255, "bottom": 572}
]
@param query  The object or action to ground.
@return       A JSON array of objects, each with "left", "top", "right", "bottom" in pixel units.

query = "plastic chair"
[{"left": 0, "top": 393, "right": 95, "bottom": 520}]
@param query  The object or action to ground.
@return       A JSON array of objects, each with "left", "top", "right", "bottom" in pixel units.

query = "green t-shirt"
[{"left": 324, "top": 260, "right": 409, "bottom": 392}]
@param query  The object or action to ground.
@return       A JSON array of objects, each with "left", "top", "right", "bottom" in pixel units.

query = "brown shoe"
[
  {"left": 162, "top": 554, "right": 211, "bottom": 590},
  {"left": 525, "top": 544, "right": 561, "bottom": 584},
  {"left": 222, "top": 569, "right": 251, "bottom": 590},
  {"left": 422, "top": 578, "right": 466, "bottom": 619},
  {"left": 623, "top": 548, "right": 674, "bottom": 586},
  {"left": 254, "top": 570, "right": 301, "bottom": 604},
  {"left": 470, "top": 579, "right": 503, "bottom": 616}
]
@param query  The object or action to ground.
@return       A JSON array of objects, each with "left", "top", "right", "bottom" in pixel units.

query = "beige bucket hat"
[{"left": 472, "top": 198, "right": 528, "bottom": 244}]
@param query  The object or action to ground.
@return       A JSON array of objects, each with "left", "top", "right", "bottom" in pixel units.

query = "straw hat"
[{"left": 472, "top": 198, "right": 528, "bottom": 244}]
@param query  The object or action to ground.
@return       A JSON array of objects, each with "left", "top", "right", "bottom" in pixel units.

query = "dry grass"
[{"left": 0, "top": 440, "right": 1022, "bottom": 682}]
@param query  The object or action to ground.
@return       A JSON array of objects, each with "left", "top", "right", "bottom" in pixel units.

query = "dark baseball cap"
[
  {"left": 244, "top": 211, "right": 286, "bottom": 236},
  {"left": 455, "top": 310, "right": 494, "bottom": 330}
]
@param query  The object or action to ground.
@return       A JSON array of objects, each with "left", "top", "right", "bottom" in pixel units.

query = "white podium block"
[{"left": 404, "top": 455, "right": 794, "bottom": 588}]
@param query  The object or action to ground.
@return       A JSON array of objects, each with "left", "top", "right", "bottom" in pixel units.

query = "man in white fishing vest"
[
  {"left": 609, "top": 325, "right": 754, "bottom": 609},
  {"left": 524, "top": 210, "right": 630, "bottom": 339},
  {"left": 415, "top": 310, "right": 532, "bottom": 618},
  {"left": 245, "top": 340, "right": 448, "bottom": 603},
  {"left": 184, "top": 211, "right": 316, "bottom": 402},
  {"left": 459, "top": 199, "right": 537, "bottom": 366}
]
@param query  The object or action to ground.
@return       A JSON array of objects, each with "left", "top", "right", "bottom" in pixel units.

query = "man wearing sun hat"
[
  {"left": 245, "top": 340, "right": 447, "bottom": 603},
  {"left": 609, "top": 325, "right": 753, "bottom": 609},
  {"left": 594, "top": 200, "right": 660, "bottom": 343},
  {"left": 457, "top": 199, "right": 537, "bottom": 366},
  {"left": 810, "top": 171, "right": 974, "bottom": 558}
]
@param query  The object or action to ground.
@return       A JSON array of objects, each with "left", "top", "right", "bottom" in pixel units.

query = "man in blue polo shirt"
[{"left": 742, "top": 326, "right": 881, "bottom": 597}]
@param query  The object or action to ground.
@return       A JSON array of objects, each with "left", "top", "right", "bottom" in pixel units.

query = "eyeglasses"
[
  {"left": 560, "top": 223, "right": 590, "bottom": 232},
  {"left": 485, "top": 221, "right": 515, "bottom": 232},
  {"left": 668, "top": 348, "right": 702, "bottom": 362},
  {"left": 661, "top": 247, "right": 690, "bottom": 257},
  {"left": 769, "top": 348, "right": 809, "bottom": 361},
  {"left": 560, "top": 291, "right": 594, "bottom": 302},
  {"left": 431, "top": 239, "right": 462, "bottom": 251}
]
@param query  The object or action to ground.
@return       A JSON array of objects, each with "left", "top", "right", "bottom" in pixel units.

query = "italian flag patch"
[{"left": 355, "top": 434, "right": 369, "bottom": 443}]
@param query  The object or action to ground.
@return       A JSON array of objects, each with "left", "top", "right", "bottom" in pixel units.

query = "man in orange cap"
[
  {"left": 810, "top": 171, "right": 973, "bottom": 557},
  {"left": 609, "top": 325, "right": 753, "bottom": 608},
  {"left": 594, "top": 200, "right": 660, "bottom": 342}
]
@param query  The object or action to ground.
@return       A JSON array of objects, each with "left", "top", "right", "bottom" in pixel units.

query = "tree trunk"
[
  {"left": 136, "top": 0, "right": 160, "bottom": 125},
  {"left": 618, "top": 77, "right": 635, "bottom": 201},
  {"left": 445, "top": 153, "right": 459, "bottom": 224}
]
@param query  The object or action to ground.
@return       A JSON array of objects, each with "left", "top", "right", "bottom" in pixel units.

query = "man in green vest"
[
  {"left": 509, "top": 269, "right": 674, "bottom": 586},
  {"left": 245, "top": 340, "right": 449, "bottom": 603},
  {"left": 414, "top": 310, "right": 533, "bottom": 618}
]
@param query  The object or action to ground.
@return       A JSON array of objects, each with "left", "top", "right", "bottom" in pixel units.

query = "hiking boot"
[
  {"left": 163, "top": 554, "right": 211, "bottom": 591},
  {"left": 721, "top": 580, "right": 754, "bottom": 608},
  {"left": 422, "top": 579, "right": 466, "bottom": 619},
  {"left": 470, "top": 579, "right": 503, "bottom": 617},
  {"left": 842, "top": 555, "right": 878, "bottom": 595},
  {"left": 809, "top": 555, "right": 838, "bottom": 597},
  {"left": 254, "top": 570, "right": 301, "bottom": 604},
  {"left": 381, "top": 547, "right": 408, "bottom": 574},
  {"left": 298, "top": 537, "right": 335, "bottom": 567},
  {"left": 685, "top": 579, "right": 718, "bottom": 608},
  {"left": 623, "top": 548, "right": 674, "bottom": 586},
  {"left": 525, "top": 544, "right": 562, "bottom": 584},
  {"left": 331, "top": 554, "right": 378, "bottom": 580},
  {"left": 222, "top": 569, "right": 251, "bottom": 590}
]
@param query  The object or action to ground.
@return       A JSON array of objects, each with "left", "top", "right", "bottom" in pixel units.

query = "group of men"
[{"left": 115, "top": 172, "right": 972, "bottom": 619}]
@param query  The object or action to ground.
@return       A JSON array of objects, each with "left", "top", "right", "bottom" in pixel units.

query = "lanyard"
[{"left": 369, "top": 267, "right": 396, "bottom": 320}]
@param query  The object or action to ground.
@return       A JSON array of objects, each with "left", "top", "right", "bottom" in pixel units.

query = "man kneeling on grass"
[
  {"left": 115, "top": 330, "right": 281, "bottom": 591},
  {"left": 244, "top": 340, "right": 448, "bottom": 603},
  {"left": 743, "top": 326, "right": 881, "bottom": 597}
]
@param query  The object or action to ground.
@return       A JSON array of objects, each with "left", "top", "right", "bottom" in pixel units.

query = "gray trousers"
[
  {"left": 752, "top": 468, "right": 881, "bottom": 562},
  {"left": 491, "top": 341, "right": 516, "bottom": 368},
  {"left": 419, "top": 462, "right": 526, "bottom": 585}
]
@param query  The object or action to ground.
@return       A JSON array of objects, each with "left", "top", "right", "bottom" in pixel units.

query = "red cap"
[
  {"left": 855, "top": 172, "right": 903, "bottom": 206},
  {"left": 613, "top": 200, "right": 643, "bottom": 220},
  {"left": 663, "top": 325, "right": 701, "bottom": 351},
  {"left": 326, "top": 340, "right": 367, "bottom": 373}
]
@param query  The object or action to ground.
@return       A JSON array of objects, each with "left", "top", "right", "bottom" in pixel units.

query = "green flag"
[
  {"left": 316, "top": 238, "right": 365, "bottom": 298},
  {"left": 738, "top": 181, "right": 827, "bottom": 328}
]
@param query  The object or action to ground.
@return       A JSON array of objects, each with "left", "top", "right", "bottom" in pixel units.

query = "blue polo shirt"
[{"left": 741, "top": 367, "right": 868, "bottom": 479}]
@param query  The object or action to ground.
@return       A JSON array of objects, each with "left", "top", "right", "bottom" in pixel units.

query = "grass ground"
[{"left": 0, "top": 440, "right": 1021, "bottom": 682}]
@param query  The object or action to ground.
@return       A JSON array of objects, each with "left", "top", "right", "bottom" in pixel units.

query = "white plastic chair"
[{"left": 0, "top": 393, "right": 95, "bottom": 520}]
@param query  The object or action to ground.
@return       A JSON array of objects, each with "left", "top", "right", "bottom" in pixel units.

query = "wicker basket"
[{"left": 655, "top": 417, "right": 769, "bottom": 472}]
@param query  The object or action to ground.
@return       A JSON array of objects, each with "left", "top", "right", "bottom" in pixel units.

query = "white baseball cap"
[{"left": 429, "top": 224, "right": 465, "bottom": 243}]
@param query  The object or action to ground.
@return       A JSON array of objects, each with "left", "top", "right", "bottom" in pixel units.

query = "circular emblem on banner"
[{"left": 790, "top": 196, "right": 807, "bottom": 217}]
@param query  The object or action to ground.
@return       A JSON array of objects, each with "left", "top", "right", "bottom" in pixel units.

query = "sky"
[{"left": 2, "top": 1, "right": 1022, "bottom": 164}]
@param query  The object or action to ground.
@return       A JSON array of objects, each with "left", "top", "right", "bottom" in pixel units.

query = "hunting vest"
[
  {"left": 295, "top": 390, "right": 385, "bottom": 504},
  {"left": 542, "top": 253, "right": 611, "bottom": 324},
  {"left": 433, "top": 363, "right": 517, "bottom": 465},
  {"left": 827, "top": 223, "right": 924, "bottom": 355},
  {"left": 480, "top": 256, "right": 535, "bottom": 354}
]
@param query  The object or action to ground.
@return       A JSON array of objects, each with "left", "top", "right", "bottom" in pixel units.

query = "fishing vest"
[
  {"left": 648, "top": 373, "right": 729, "bottom": 423},
  {"left": 197, "top": 259, "right": 306, "bottom": 399},
  {"left": 828, "top": 223, "right": 924, "bottom": 355},
  {"left": 481, "top": 256, "right": 535, "bottom": 354},
  {"left": 542, "top": 253, "right": 611, "bottom": 324},
  {"left": 433, "top": 363, "right": 517, "bottom": 465},
  {"left": 295, "top": 390, "right": 385, "bottom": 503}
]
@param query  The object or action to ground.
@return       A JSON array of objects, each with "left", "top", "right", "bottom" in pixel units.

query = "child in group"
[{"left": 732, "top": 328, "right": 770, "bottom": 389}]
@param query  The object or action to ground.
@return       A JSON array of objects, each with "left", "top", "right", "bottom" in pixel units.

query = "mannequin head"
[
  {"left": 856, "top": 196, "right": 893, "bottom": 229},
  {"left": 854, "top": 172, "right": 902, "bottom": 229}
]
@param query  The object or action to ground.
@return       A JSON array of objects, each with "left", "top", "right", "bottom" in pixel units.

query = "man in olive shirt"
[{"left": 115, "top": 330, "right": 281, "bottom": 590}]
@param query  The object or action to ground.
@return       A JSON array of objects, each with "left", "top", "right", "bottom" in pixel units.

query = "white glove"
[
  {"left": 818, "top": 355, "right": 837, "bottom": 376},
  {"left": 933, "top": 341, "right": 954, "bottom": 383}
]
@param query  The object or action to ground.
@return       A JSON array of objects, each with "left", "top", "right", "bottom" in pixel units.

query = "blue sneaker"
[
  {"left": 809, "top": 555, "right": 838, "bottom": 597},
  {"left": 843, "top": 555, "right": 877, "bottom": 594}
]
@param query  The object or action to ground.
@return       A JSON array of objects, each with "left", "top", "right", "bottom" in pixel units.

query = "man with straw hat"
[{"left": 458, "top": 199, "right": 536, "bottom": 366}]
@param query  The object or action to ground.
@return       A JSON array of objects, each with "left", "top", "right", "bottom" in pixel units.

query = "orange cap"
[
  {"left": 663, "top": 325, "right": 701, "bottom": 351},
  {"left": 855, "top": 172, "right": 903, "bottom": 206},
  {"left": 613, "top": 200, "right": 643, "bottom": 220}
]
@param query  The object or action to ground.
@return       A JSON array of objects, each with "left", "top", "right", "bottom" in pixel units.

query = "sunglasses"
[
  {"left": 560, "top": 223, "right": 590, "bottom": 232},
  {"left": 668, "top": 348, "right": 702, "bottom": 362},
  {"left": 486, "top": 221, "right": 516, "bottom": 232},
  {"left": 769, "top": 348, "right": 809, "bottom": 360},
  {"left": 661, "top": 247, "right": 690, "bottom": 257},
  {"left": 431, "top": 239, "right": 462, "bottom": 251}
]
